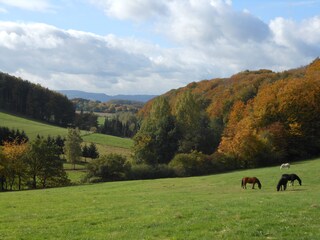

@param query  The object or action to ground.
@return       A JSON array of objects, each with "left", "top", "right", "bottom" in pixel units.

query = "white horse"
[{"left": 280, "top": 163, "right": 290, "bottom": 169}]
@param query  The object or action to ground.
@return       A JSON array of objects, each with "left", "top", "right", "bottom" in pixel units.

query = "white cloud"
[
  {"left": 269, "top": 16, "right": 320, "bottom": 58},
  {"left": 0, "top": 0, "right": 55, "bottom": 12},
  {"left": 89, "top": 0, "right": 168, "bottom": 21},
  {"left": 0, "top": 22, "right": 188, "bottom": 94},
  {"left": 0, "top": 0, "right": 320, "bottom": 95}
]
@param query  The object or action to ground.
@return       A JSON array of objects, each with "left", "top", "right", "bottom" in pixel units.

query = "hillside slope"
[
  {"left": 136, "top": 59, "right": 320, "bottom": 168},
  {"left": 0, "top": 158, "right": 319, "bottom": 239},
  {"left": 0, "top": 111, "right": 133, "bottom": 156}
]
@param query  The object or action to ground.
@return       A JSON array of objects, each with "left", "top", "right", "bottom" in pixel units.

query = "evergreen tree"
[
  {"left": 82, "top": 144, "right": 89, "bottom": 161},
  {"left": 88, "top": 143, "right": 99, "bottom": 159},
  {"left": 55, "top": 135, "right": 65, "bottom": 155}
]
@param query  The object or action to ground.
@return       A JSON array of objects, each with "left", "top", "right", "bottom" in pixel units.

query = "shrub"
[
  {"left": 129, "top": 163, "right": 175, "bottom": 180},
  {"left": 169, "top": 151, "right": 213, "bottom": 177},
  {"left": 86, "top": 154, "right": 130, "bottom": 182}
]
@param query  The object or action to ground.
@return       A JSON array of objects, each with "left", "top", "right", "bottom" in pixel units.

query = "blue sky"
[{"left": 0, "top": 0, "right": 320, "bottom": 95}]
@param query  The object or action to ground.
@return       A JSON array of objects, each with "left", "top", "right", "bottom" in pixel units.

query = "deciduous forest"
[{"left": 134, "top": 59, "right": 320, "bottom": 175}]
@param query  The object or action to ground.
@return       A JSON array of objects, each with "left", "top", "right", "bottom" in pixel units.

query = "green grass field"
[
  {"left": 0, "top": 111, "right": 69, "bottom": 139},
  {"left": 0, "top": 158, "right": 319, "bottom": 239},
  {"left": 0, "top": 111, "right": 133, "bottom": 149}
]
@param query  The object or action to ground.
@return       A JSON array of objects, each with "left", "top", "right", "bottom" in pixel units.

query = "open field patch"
[{"left": 0, "top": 111, "right": 133, "bottom": 150}]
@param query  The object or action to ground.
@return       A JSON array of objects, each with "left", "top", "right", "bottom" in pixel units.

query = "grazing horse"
[
  {"left": 280, "top": 163, "right": 290, "bottom": 169},
  {"left": 282, "top": 173, "right": 302, "bottom": 186},
  {"left": 277, "top": 176, "right": 288, "bottom": 191},
  {"left": 241, "top": 177, "right": 262, "bottom": 189}
]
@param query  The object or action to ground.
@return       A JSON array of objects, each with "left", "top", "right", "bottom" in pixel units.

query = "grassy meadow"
[
  {"left": 0, "top": 158, "right": 319, "bottom": 239},
  {"left": 0, "top": 111, "right": 69, "bottom": 139},
  {"left": 0, "top": 111, "right": 132, "bottom": 154}
]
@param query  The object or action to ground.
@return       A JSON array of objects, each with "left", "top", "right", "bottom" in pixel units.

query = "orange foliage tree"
[{"left": 1, "top": 140, "right": 29, "bottom": 190}]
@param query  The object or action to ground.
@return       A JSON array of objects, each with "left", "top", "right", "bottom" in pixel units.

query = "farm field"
[{"left": 0, "top": 158, "right": 319, "bottom": 239}]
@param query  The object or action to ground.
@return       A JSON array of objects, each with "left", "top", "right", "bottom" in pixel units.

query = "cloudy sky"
[{"left": 0, "top": 0, "right": 320, "bottom": 95}]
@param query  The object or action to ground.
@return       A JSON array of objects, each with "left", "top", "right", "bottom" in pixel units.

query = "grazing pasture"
[
  {"left": 0, "top": 158, "right": 319, "bottom": 239},
  {"left": 0, "top": 111, "right": 132, "bottom": 150},
  {"left": 0, "top": 111, "right": 68, "bottom": 139}
]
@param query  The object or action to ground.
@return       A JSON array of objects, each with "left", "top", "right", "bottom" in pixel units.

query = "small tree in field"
[
  {"left": 64, "top": 128, "right": 82, "bottom": 170},
  {"left": 27, "top": 138, "right": 69, "bottom": 189},
  {"left": 88, "top": 142, "right": 99, "bottom": 159}
]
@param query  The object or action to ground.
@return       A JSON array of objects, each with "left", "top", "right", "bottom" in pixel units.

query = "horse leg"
[
  {"left": 252, "top": 183, "right": 255, "bottom": 189},
  {"left": 242, "top": 180, "right": 246, "bottom": 189}
]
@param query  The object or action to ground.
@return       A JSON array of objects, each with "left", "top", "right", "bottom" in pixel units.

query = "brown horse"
[{"left": 241, "top": 177, "right": 262, "bottom": 189}]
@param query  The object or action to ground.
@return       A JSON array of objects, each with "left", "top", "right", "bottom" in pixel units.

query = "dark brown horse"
[{"left": 241, "top": 177, "right": 262, "bottom": 189}]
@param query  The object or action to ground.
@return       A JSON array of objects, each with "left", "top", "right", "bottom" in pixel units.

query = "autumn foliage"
[{"left": 136, "top": 58, "right": 320, "bottom": 173}]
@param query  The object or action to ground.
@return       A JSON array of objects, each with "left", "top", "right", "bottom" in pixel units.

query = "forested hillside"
[
  {"left": 0, "top": 72, "right": 75, "bottom": 127},
  {"left": 72, "top": 98, "right": 144, "bottom": 113},
  {"left": 135, "top": 59, "right": 320, "bottom": 173}
]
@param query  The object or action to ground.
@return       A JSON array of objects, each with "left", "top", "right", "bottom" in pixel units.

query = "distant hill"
[{"left": 58, "top": 90, "right": 157, "bottom": 103}]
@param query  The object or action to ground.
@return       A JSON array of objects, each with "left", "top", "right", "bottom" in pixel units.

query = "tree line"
[
  {"left": 0, "top": 127, "right": 29, "bottom": 145},
  {"left": 0, "top": 72, "right": 75, "bottom": 127},
  {"left": 72, "top": 98, "right": 143, "bottom": 113},
  {"left": 99, "top": 112, "right": 139, "bottom": 138}
]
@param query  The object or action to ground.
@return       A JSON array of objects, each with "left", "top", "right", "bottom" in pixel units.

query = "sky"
[{"left": 0, "top": 0, "right": 320, "bottom": 95}]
